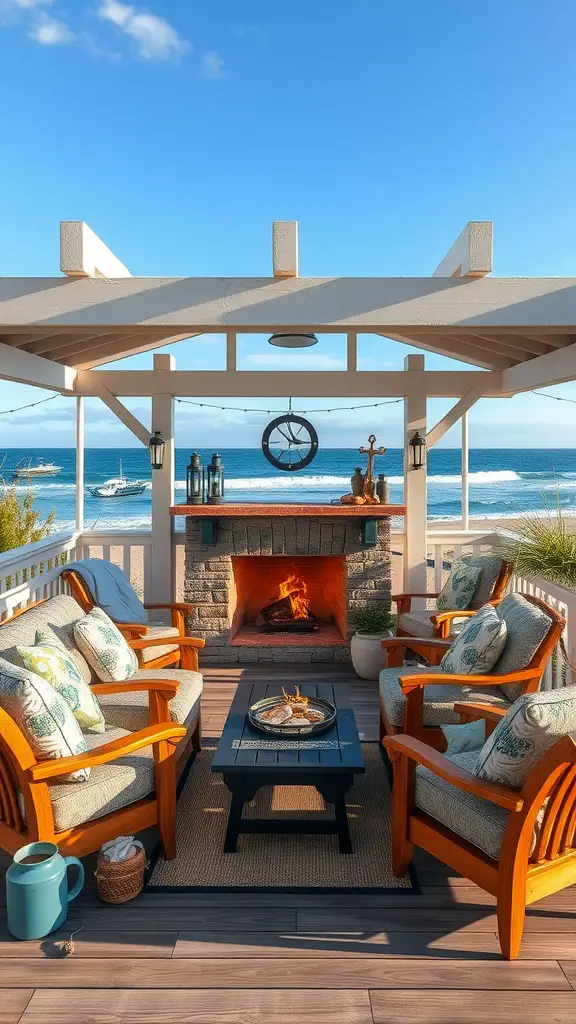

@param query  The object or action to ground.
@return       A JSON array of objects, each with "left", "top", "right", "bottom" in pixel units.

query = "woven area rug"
[{"left": 148, "top": 744, "right": 415, "bottom": 892}]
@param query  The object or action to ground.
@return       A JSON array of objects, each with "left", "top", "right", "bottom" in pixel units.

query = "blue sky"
[{"left": 1, "top": 0, "right": 575, "bottom": 449}]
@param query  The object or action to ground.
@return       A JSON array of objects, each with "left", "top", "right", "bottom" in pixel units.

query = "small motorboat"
[
  {"left": 87, "top": 461, "right": 148, "bottom": 499},
  {"left": 12, "top": 458, "right": 62, "bottom": 479}
]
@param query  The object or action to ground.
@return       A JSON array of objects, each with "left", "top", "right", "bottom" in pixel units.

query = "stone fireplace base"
[{"left": 181, "top": 507, "right": 395, "bottom": 664}]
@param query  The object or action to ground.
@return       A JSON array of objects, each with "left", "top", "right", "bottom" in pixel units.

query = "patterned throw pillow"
[
  {"left": 440, "top": 605, "right": 508, "bottom": 675},
  {"left": 475, "top": 686, "right": 576, "bottom": 790},
  {"left": 0, "top": 657, "right": 90, "bottom": 782},
  {"left": 17, "top": 628, "right": 105, "bottom": 734},
  {"left": 73, "top": 608, "right": 138, "bottom": 683},
  {"left": 436, "top": 561, "right": 482, "bottom": 611},
  {"left": 440, "top": 719, "right": 486, "bottom": 754}
]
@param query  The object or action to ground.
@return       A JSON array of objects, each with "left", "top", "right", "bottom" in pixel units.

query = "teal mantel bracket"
[
  {"left": 200, "top": 519, "right": 219, "bottom": 545},
  {"left": 361, "top": 519, "right": 378, "bottom": 547}
]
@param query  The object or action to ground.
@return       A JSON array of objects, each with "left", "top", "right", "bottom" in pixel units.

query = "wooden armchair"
[
  {"left": 62, "top": 567, "right": 195, "bottom": 671},
  {"left": 379, "top": 594, "right": 566, "bottom": 750},
  {"left": 385, "top": 702, "right": 576, "bottom": 959},
  {"left": 0, "top": 678, "right": 186, "bottom": 859},
  {"left": 129, "top": 635, "right": 205, "bottom": 672},
  {"left": 394, "top": 557, "right": 513, "bottom": 640}
]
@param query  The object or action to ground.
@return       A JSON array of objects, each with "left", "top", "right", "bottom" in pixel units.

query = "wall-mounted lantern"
[
  {"left": 408, "top": 431, "right": 426, "bottom": 470},
  {"left": 148, "top": 430, "right": 165, "bottom": 470}
]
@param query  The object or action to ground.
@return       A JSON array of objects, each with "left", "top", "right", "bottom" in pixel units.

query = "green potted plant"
[{"left": 350, "top": 605, "right": 396, "bottom": 680}]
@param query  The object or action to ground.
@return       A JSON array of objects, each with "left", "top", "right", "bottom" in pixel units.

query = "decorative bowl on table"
[{"left": 248, "top": 687, "right": 337, "bottom": 737}]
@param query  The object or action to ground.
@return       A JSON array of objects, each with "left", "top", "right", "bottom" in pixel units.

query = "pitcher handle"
[{"left": 64, "top": 856, "right": 84, "bottom": 902}]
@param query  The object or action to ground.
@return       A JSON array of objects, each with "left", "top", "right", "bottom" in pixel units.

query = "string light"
[
  {"left": 532, "top": 390, "right": 576, "bottom": 406},
  {"left": 0, "top": 393, "right": 60, "bottom": 416},
  {"left": 175, "top": 398, "right": 403, "bottom": 414}
]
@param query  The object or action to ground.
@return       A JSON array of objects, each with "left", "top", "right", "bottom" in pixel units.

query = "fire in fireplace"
[
  {"left": 230, "top": 555, "right": 347, "bottom": 646},
  {"left": 257, "top": 571, "right": 319, "bottom": 634}
]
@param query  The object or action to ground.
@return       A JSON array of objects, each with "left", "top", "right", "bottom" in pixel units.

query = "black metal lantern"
[
  {"left": 149, "top": 430, "right": 165, "bottom": 471},
  {"left": 207, "top": 452, "right": 224, "bottom": 504},
  {"left": 408, "top": 431, "right": 426, "bottom": 470},
  {"left": 186, "top": 452, "right": 204, "bottom": 504}
]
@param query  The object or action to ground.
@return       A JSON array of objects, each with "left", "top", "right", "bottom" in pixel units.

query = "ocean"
[{"left": 2, "top": 448, "right": 576, "bottom": 533}]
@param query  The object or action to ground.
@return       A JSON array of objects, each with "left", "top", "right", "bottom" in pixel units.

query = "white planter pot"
[{"left": 350, "top": 630, "right": 393, "bottom": 680}]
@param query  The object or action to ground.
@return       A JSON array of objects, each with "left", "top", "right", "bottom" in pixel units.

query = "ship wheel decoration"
[{"left": 261, "top": 404, "right": 319, "bottom": 472}]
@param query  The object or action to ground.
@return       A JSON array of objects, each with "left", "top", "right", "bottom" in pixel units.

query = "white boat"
[
  {"left": 87, "top": 461, "right": 148, "bottom": 499},
  {"left": 12, "top": 458, "right": 62, "bottom": 479}
]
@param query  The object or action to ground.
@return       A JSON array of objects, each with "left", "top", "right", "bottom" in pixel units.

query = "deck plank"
[
  {"left": 174, "top": 930, "right": 502, "bottom": 958},
  {"left": 18, "top": 989, "right": 373, "bottom": 1024},
  {"left": 0, "top": 957, "right": 569, "bottom": 990},
  {"left": 369, "top": 991, "right": 576, "bottom": 1023},
  {"left": 0, "top": 990, "right": 33, "bottom": 1024}
]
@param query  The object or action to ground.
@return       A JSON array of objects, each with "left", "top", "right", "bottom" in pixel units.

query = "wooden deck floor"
[{"left": 1, "top": 664, "right": 576, "bottom": 1022}]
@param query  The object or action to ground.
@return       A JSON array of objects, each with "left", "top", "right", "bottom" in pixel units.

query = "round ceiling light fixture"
[{"left": 268, "top": 333, "right": 319, "bottom": 349}]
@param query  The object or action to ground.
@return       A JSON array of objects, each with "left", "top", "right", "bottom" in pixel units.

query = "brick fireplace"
[{"left": 174, "top": 504, "right": 403, "bottom": 664}]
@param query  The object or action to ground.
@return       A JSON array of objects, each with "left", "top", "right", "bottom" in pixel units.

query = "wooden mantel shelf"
[{"left": 170, "top": 503, "right": 406, "bottom": 517}]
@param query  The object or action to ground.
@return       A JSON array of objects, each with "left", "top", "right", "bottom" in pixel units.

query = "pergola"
[{"left": 2, "top": 218, "right": 576, "bottom": 605}]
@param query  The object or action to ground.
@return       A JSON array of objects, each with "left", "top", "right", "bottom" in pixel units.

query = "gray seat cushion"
[
  {"left": 415, "top": 750, "right": 508, "bottom": 860},
  {"left": 94, "top": 668, "right": 203, "bottom": 733},
  {"left": 48, "top": 725, "right": 155, "bottom": 832},
  {"left": 398, "top": 610, "right": 468, "bottom": 640},
  {"left": 138, "top": 622, "right": 180, "bottom": 664},
  {"left": 0, "top": 595, "right": 93, "bottom": 683},
  {"left": 379, "top": 666, "right": 511, "bottom": 727},
  {"left": 493, "top": 593, "right": 554, "bottom": 701}
]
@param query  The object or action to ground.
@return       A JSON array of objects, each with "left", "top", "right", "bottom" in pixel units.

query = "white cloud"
[
  {"left": 243, "top": 352, "right": 346, "bottom": 371},
  {"left": 97, "top": 0, "right": 190, "bottom": 60},
  {"left": 29, "top": 11, "right": 72, "bottom": 43},
  {"left": 199, "top": 50, "right": 224, "bottom": 79}
]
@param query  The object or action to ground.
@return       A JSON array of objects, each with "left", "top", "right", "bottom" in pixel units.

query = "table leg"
[
  {"left": 316, "top": 776, "right": 354, "bottom": 854},
  {"left": 223, "top": 791, "right": 244, "bottom": 853}
]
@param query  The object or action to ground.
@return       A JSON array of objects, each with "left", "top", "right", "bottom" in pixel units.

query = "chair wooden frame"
[
  {"left": 0, "top": 679, "right": 187, "bottom": 860},
  {"left": 379, "top": 595, "right": 566, "bottom": 751},
  {"left": 393, "top": 560, "right": 513, "bottom": 639},
  {"left": 61, "top": 567, "right": 195, "bottom": 670},
  {"left": 384, "top": 703, "right": 576, "bottom": 959}
]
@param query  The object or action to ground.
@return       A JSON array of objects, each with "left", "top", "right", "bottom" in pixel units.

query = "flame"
[{"left": 277, "top": 572, "right": 311, "bottom": 620}]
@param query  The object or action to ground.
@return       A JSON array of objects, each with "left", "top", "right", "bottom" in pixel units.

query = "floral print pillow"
[
  {"left": 73, "top": 608, "right": 138, "bottom": 683},
  {"left": 0, "top": 657, "right": 89, "bottom": 782},
  {"left": 475, "top": 686, "right": 576, "bottom": 789},
  {"left": 440, "top": 605, "right": 507, "bottom": 675},
  {"left": 17, "top": 628, "right": 105, "bottom": 734},
  {"left": 436, "top": 561, "right": 482, "bottom": 611}
]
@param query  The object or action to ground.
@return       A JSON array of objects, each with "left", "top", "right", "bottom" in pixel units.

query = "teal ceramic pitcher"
[{"left": 6, "top": 842, "right": 84, "bottom": 940}]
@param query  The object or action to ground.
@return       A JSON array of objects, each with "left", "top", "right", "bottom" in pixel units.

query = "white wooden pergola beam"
[
  {"left": 3, "top": 276, "right": 576, "bottom": 332},
  {"left": 60, "top": 222, "right": 131, "bottom": 279},
  {"left": 0, "top": 342, "right": 76, "bottom": 392},
  {"left": 426, "top": 388, "right": 485, "bottom": 448},
  {"left": 383, "top": 331, "right": 509, "bottom": 370},
  {"left": 26, "top": 332, "right": 117, "bottom": 357},
  {"left": 75, "top": 368, "right": 502, "bottom": 399},
  {"left": 72, "top": 333, "right": 196, "bottom": 370},
  {"left": 94, "top": 386, "right": 150, "bottom": 446},
  {"left": 272, "top": 222, "right": 298, "bottom": 278},
  {"left": 432, "top": 222, "right": 493, "bottom": 278},
  {"left": 501, "top": 341, "right": 576, "bottom": 394}
]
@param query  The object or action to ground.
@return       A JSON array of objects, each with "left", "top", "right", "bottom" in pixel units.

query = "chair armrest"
[
  {"left": 453, "top": 701, "right": 509, "bottom": 723},
  {"left": 431, "top": 610, "right": 476, "bottom": 626},
  {"left": 144, "top": 603, "right": 195, "bottom": 612},
  {"left": 392, "top": 593, "right": 440, "bottom": 601},
  {"left": 382, "top": 636, "right": 451, "bottom": 669},
  {"left": 129, "top": 637, "right": 205, "bottom": 650},
  {"left": 27, "top": 723, "right": 187, "bottom": 782},
  {"left": 400, "top": 668, "right": 536, "bottom": 690},
  {"left": 116, "top": 623, "right": 149, "bottom": 638},
  {"left": 90, "top": 679, "right": 179, "bottom": 697},
  {"left": 384, "top": 734, "right": 523, "bottom": 812}
]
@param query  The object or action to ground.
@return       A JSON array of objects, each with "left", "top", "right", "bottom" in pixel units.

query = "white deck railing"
[{"left": 0, "top": 525, "right": 573, "bottom": 688}]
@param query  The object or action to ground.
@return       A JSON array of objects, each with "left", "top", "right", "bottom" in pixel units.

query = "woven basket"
[{"left": 95, "top": 845, "right": 146, "bottom": 904}]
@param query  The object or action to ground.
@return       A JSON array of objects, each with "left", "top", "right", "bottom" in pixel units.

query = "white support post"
[
  {"left": 403, "top": 354, "right": 428, "bottom": 601},
  {"left": 151, "top": 353, "right": 175, "bottom": 611},
  {"left": 75, "top": 397, "right": 84, "bottom": 534},
  {"left": 226, "top": 331, "right": 237, "bottom": 371},
  {"left": 461, "top": 411, "right": 469, "bottom": 531},
  {"left": 347, "top": 331, "right": 357, "bottom": 372}
]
